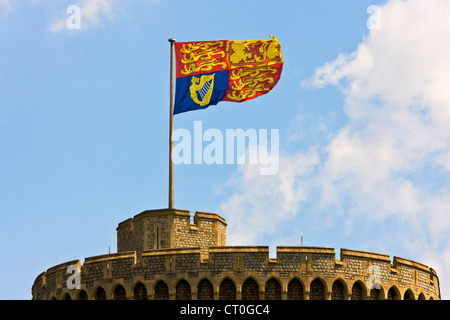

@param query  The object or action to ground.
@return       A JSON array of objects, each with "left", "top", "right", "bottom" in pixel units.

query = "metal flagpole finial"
[{"left": 168, "top": 38, "right": 176, "bottom": 42}]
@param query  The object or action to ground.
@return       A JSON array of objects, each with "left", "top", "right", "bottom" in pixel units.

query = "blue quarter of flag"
[{"left": 174, "top": 70, "right": 229, "bottom": 115}]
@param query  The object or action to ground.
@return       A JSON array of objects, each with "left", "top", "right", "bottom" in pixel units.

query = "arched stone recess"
[
  {"left": 242, "top": 277, "right": 259, "bottom": 300},
  {"left": 197, "top": 278, "right": 214, "bottom": 300},
  {"left": 309, "top": 278, "right": 326, "bottom": 300},
  {"left": 350, "top": 281, "right": 366, "bottom": 300},
  {"left": 264, "top": 278, "right": 282, "bottom": 300},
  {"left": 403, "top": 289, "right": 415, "bottom": 300},
  {"left": 78, "top": 289, "right": 88, "bottom": 300},
  {"left": 154, "top": 280, "right": 169, "bottom": 300},
  {"left": 219, "top": 278, "right": 236, "bottom": 300},
  {"left": 94, "top": 286, "right": 107, "bottom": 300},
  {"left": 133, "top": 282, "right": 148, "bottom": 300},
  {"left": 62, "top": 292, "right": 72, "bottom": 300},
  {"left": 331, "top": 279, "right": 347, "bottom": 300},
  {"left": 176, "top": 279, "right": 192, "bottom": 300},
  {"left": 387, "top": 286, "right": 401, "bottom": 300},
  {"left": 287, "top": 278, "right": 304, "bottom": 300},
  {"left": 113, "top": 284, "right": 127, "bottom": 300},
  {"left": 369, "top": 285, "right": 385, "bottom": 300}
]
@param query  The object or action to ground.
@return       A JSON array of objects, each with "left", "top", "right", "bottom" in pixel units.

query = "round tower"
[{"left": 32, "top": 209, "right": 440, "bottom": 300}]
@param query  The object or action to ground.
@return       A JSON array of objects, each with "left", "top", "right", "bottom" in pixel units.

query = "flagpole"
[{"left": 168, "top": 38, "right": 176, "bottom": 209}]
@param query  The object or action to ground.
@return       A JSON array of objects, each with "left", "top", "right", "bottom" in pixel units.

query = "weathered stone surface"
[{"left": 32, "top": 210, "right": 441, "bottom": 300}]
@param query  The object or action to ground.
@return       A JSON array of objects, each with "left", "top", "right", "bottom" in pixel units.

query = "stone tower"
[
  {"left": 32, "top": 208, "right": 441, "bottom": 300},
  {"left": 116, "top": 208, "right": 227, "bottom": 260}
]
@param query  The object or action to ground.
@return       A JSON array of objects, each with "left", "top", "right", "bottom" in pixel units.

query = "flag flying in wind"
[{"left": 174, "top": 35, "right": 283, "bottom": 115}]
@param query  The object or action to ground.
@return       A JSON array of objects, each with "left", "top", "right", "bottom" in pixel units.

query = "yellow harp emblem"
[{"left": 189, "top": 74, "right": 215, "bottom": 106}]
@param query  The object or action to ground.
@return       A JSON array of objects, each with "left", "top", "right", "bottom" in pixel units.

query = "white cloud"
[
  {"left": 220, "top": 0, "right": 450, "bottom": 298},
  {"left": 311, "top": 0, "right": 450, "bottom": 218},
  {"left": 1, "top": 0, "right": 158, "bottom": 29},
  {"left": 48, "top": 0, "right": 119, "bottom": 32},
  {"left": 218, "top": 148, "right": 319, "bottom": 245},
  {"left": 308, "top": 0, "right": 450, "bottom": 298}
]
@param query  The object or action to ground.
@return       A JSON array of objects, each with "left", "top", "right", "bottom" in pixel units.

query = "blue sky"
[{"left": 1, "top": 0, "right": 449, "bottom": 299}]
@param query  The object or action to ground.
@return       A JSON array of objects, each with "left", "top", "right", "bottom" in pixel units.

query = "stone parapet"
[
  {"left": 32, "top": 246, "right": 440, "bottom": 300},
  {"left": 32, "top": 209, "right": 440, "bottom": 300},
  {"left": 116, "top": 209, "right": 226, "bottom": 259}
]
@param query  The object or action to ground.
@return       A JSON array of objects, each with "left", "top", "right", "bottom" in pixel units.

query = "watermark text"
[{"left": 172, "top": 121, "right": 279, "bottom": 175}]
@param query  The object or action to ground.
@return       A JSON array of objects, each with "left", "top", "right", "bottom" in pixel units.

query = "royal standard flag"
[{"left": 174, "top": 35, "right": 283, "bottom": 115}]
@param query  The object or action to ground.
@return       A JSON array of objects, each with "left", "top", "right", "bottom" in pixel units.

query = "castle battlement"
[
  {"left": 32, "top": 209, "right": 440, "bottom": 300},
  {"left": 116, "top": 209, "right": 226, "bottom": 259}
]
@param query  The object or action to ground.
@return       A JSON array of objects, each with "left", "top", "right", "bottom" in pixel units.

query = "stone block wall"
[
  {"left": 32, "top": 246, "right": 441, "bottom": 300},
  {"left": 32, "top": 210, "right": 441, "bottom": 301},
  {"left": 116, "top": 209, "right": 226, "bottom": 259}
]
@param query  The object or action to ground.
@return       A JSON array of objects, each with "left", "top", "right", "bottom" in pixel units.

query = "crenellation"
[{"left": 32, "top": 210, "right": 441, "bottom": 300}]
